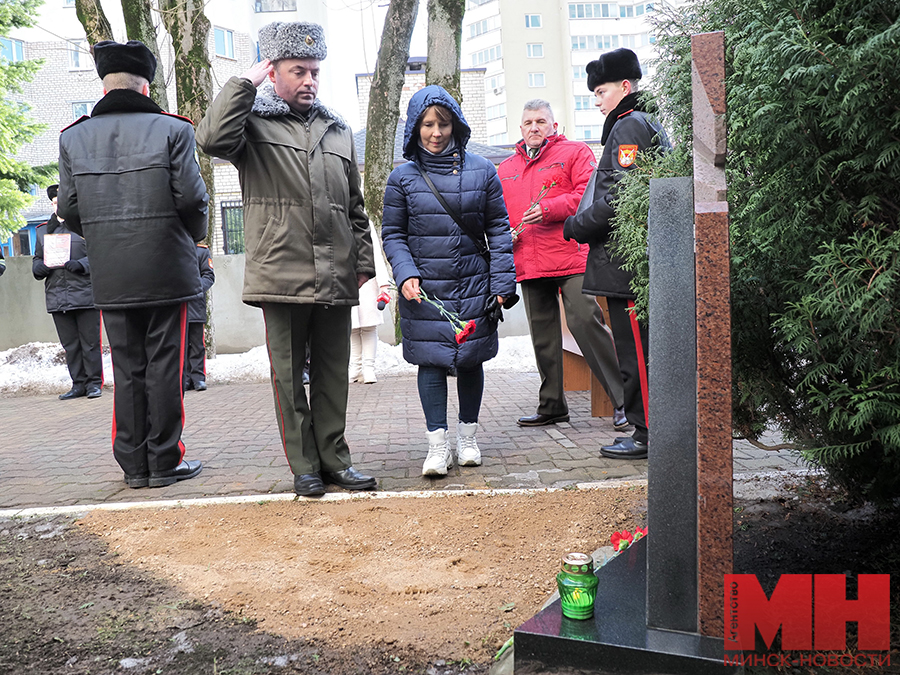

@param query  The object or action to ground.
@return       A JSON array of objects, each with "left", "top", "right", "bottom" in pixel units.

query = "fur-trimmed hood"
[{"left": 251, "top": 81, "right": 347, "bottom": 129}]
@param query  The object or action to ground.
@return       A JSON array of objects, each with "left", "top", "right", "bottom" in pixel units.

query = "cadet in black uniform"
[
  {"left": 57, "top": 40, "right": 209, "bottom": 488},
  {"left": 33, "top": 184, "right": 104, "bottom": 400},
  {"left": 564, "top": 48, "right": 671, "bottom": 460},
  {"left": 184, "top": 242, "right": 215, "bottom": 392}
]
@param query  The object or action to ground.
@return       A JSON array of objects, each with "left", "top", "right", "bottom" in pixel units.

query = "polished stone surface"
[
  {"left": 647, "top": 177, "right": 698, "bottom": 633},
  {"left": 515, "top": 538, "right": 734, "bottom": 674}
]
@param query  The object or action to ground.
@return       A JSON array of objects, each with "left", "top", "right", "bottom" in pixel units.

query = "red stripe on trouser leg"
[
  {"left": 99, "top": 311, "right": 105, "bottom": 387},
  {"left": 176, "top": 303, "right": 187, "bottom": 462},
  {"left": 627, "top": 300, "right": 649, "bottom": 425},
  {"left": 107, "top": 313, "right": 116, "bottom": 455},
  {"left": 202, "top": 326, "right": 207, "bottom": 376}
]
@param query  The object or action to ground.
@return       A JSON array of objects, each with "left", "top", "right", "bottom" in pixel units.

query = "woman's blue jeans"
[{"left": 417, "top": 365, "right": 484, "bottom": 431}]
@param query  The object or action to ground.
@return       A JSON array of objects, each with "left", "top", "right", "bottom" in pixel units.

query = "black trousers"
[
  {"left": 52, "top": 309, "right": 103, "bottom": 391},
  {"left": 606, "top": 297, "right": 650, "bottom": 445},
  {"left": 262, "top": 303, "right": 352, "bottom": 476},
  {"left": 104, "top": 303, "right": 188, "bottom": 477},
  {"left": 183, "top": 322, "right": 206, "bottom": 387}
]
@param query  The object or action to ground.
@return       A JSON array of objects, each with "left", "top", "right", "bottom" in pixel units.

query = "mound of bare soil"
[{"left": 2, "top": 477, "right": 896, "bottom": 675}]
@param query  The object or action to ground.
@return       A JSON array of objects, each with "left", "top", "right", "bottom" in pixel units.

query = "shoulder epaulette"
[
  {"left": 616, "top": 108, "right": 636, "bottom": 120},
  {"left": 161, "top": 111, "right": 195, "bottom": 125},
  {"left": 197, "top": 242, "right": 209, "bottom": 248},
  {"left": 61, "top": 115, "right": 91, "bottom": 132}
]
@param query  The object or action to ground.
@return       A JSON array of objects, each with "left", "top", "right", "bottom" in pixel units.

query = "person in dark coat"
[
  {"left": 57, "top": 40, "right": 209, "bottom": 488},
  {"left": 184, "top": 243, "right": 215, "bottom": 392},
  {"left": 563, "top": 48, "right": 671, "bottom": 460},
  {"left": 33, "top": 184, "right": 104, "bottom": 400},
  {"left": 382, "top": 85, "right": 517, "bottom": 477},
  {"left": 0, "top": 250, "right": 6, "bottom": 277}
]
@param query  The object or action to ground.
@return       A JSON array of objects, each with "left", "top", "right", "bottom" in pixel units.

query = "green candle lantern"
[{"left": 556, "top": 552, "right": 599, "bottom": 620}]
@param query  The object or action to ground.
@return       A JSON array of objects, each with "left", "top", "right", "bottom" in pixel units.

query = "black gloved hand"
[
  {"left": 484, "top": 296, "right": 504, "bottom": 324},
  {"left": 33, "top": 261, "right": 51, "bottom": 278},
  {"left": 64, "top": 260, "right": 85, "bottom": 274}
]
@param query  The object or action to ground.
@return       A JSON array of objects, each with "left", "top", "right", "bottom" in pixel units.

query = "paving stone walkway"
[{"left": 0, "top": 372, "right": 805, "bottom": 512}]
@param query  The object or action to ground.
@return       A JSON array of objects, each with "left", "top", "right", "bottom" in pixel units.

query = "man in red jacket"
[{"left": 498, "top": 100, "right": 626, "bottom": 430}]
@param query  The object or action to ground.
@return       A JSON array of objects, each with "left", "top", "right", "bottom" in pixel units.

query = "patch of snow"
[{"left": 0, "top": 336, "right": 537, "bottom": 396}]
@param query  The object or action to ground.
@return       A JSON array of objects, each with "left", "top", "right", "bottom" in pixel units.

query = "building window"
[
  {"left": 568, "top": 3, "right": 618, "bottom": 19},
  {"left": 0, "top": 37, "right": 25, "bottom": 62},
  {"left": 574, "top": 95, "right": 593, "bottom": 110},
  {"left": 572, "top": 35, "right": 620, "bottom": 51},
  {"left": 221, "top": 201, "right": 245, "bottom": 254},
  {"left": 526, "top": 43, "right": 543, "bottom": 58},
  {"left": 64, "top": 0, "right": 76, "bottom": 6},
  {"left": 620, "top": 4, "right": 634, "bottom": 17},
  {"left": 486, "top": 74, "right": 505, "bottom": 93},
  {"left": 467, "top": 0, "right": 495, "bottom": 6},
  {"left": 525, "top": 14, "right": 541, "bottom": 28},
  {"left": 214, "top": 27, "right": 235, "bottom": 59},
  {"left": 573, "top": 65, "right": 587, "bottom": 80},
  {"left": 17, "top": 230, "right": 32, "bottom": 256},
  {"left": 469, "top": 15, "right": 500, "bottom": 39},
  {"left": 254, "top": 0, "right": 297, "bottom": 11},
  {"left": 488, "top": 132, "right": 508, "bottom": 145},
  {"left": 486, "top": 103, "right": 506, "bottom": 120},
  {"left": 472, "top": 45, "right": 502, "bottom": 67},
  {"left": 71, "top": 101, "right": 93, "bottom": 120},
  {"left": 622, "top": 34, "right": 636, "bottom": 48},
  {"left": 68, "top": 40, "right": 92, "bottom": 70},
  {"left": 576, "top": 125, "right": 602, "bottom": 140},
  {"left": 528, "top": 72, "right": 545, "bottom": 88}
]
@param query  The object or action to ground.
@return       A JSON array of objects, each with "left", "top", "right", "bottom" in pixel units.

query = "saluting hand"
[{"left": 241, "top": 60, "right": 274, "bottom": 88}]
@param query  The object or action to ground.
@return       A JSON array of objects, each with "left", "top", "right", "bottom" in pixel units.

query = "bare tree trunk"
[
  {"left": 74, "top": 0, "right": 113, "bottom": 44},
  {"left": 363, "top": 0, "right": 419, "bottom": 232},
  {"left": 159, "top": 0, "right": 216, "bottom": 356},
  {"left": 120, "top": 0, "right": 169, "bottom": 110},
  {"left": 425, "top": 0, "right": 465, "bottom": 102}
]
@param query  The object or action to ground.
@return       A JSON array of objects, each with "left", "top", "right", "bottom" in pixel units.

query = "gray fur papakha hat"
[{"left": 258, "top": 21, "right": 327, "bottom": 62}]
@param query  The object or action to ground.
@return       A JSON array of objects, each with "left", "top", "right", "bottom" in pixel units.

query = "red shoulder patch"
[
  {"left": 161, "top": 111, "right": 195, "bottom": 125},
  {"left": 617, "top": 144, "right": 638, "bottom": 168},
  {"left": 61, "top": 115, "right": 90, "bottom": 132}
]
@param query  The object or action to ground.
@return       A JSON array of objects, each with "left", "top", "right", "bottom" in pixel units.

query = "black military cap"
[
  {"left": 586, "top": 48, "right": 642, "bottom": 91},
  {"left": 92, "top": 40, "right": 157, "bottom": 82},
  {"left": 47, "top": 184, "right": 58, "bottom": 200}
]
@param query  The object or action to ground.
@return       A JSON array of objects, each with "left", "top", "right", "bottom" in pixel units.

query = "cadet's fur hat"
[
  {"left": 47, "top": 184, "right": 58, "bottom": 200},
  {"left": 92, "top": 40, "right": 157, "bottom": 82},
  {"left": 586, "top": 48, "right": 642, "bottom": 91},
  {"left": 258, "top": 21, "right": 327, "bottom": 62}
]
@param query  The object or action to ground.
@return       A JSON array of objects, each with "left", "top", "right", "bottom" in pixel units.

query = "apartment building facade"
[{"left": 461, "top": 0, "right": 663, "bottom": 147}]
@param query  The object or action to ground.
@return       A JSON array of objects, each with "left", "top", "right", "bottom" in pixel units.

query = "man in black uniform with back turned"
[
  {"left": 58, "top": 40, "right": 209, "bottom": 488},
  {"left": 564, "top": 48, "right": 670, "bottom": 460}
]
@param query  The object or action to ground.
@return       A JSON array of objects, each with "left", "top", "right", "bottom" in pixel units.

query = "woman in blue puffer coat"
[{"left": 382, "top": 85, "right": 517, "bottom": 478}]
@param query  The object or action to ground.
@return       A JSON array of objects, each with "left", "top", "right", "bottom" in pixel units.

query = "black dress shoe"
[
  {"left": 517, "top": 412, "right": 570, "bottom": 427},
  {"left": 149, "top": 460, "right": 203, "bottom": 487},
  {"left": 294, "top": 473, "right": 326, "bottom": 497},
  {"left": 184, "top": 380, "right": 194, "bottom": 391},
  {"left": 600, "top": 438, "right": 648, "bottom": 459},
  {"left": 124, "top": 473, "right": 149, "bottom": 488},
  {"left": 59, "top": 388, "right": 86, "bottom": 400},
  {"left": 194, "top": 380, "right": 207, "bottom": 391},
  {"left": 322, "top": 467, "right": 377, "bottom": 491},
  {"left": 86, "top": 387, "right": 103, "bottom": 399}
]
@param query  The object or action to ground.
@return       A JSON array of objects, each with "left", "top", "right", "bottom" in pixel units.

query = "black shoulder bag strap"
[{"left": 411, "top": 162, "right": 490, "bottom": 264}]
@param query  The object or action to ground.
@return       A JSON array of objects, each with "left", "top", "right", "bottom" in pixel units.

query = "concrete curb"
[{"left": 0, "top": 479, "right": 648, "bottom": 520}]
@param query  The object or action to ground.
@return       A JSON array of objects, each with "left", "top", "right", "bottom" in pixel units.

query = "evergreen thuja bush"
[{"left": 611, "top": 0, "right": 900, "bottom": 501}]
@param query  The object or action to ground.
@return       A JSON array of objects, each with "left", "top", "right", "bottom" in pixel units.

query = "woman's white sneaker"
[
  {"left": 422, "top": 428, "right": 453, "bottom": 476},
  {"left": 456, "top": 422, "right": 482, "bottom": 466}
]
